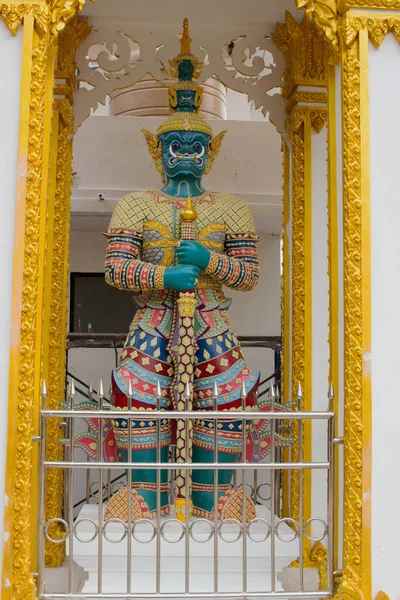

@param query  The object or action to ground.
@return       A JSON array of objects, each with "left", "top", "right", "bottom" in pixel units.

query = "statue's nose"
[{"left": 180, "top": 144, "right": 196, "bottom": 154}]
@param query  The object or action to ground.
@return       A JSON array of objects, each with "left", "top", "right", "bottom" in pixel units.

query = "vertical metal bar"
[
  {"left": 156, "top": 381, "right": 162, "bottom": 594},
  {"left": 87, "top": 382, "right": 93, "bottom": 504},
  {"left": 97, "top": 380, "right": 104, "bottom": 594},
  {"left": 297, "top": 384, "right": 304, "bottom": 592},
  {"left": 38, "top": 381, "right": 47, "bottom": 598},
  {"left": 68, "top": 380, "right": 75, "bottom": 594},
  {"left": 270, "top": 384, "right": 276, "bottom": 592},
  {"left": 107, "top": 469, "right": 111, "bottom": 502},
  {"left": 184, "top": 383, "right": 190, "bottom": 595},
  {"left": 213, "top": 381, "right": 219, "bottom": 594},
  {"left": 86, "top": 468, "right": 90, "bottom": 503},
  {"left": 241, "top": 381, "right": 247, "bottom": 593},
  {"left": 127, "top": 380, "right": 133, "bottom": 594}
]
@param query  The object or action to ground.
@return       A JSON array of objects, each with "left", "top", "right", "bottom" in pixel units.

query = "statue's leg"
[
  {"left": 107, "top": 327, "right": 172, "bottom": 518},
  {"left": 192, "top": 444, "right": 240, "bottom": 515},
  {"left": 192, "top": 330, "right": 260, "bottom": 517},
  {"left": 112, "top": 374, "right": 171, "bottom": 514}
]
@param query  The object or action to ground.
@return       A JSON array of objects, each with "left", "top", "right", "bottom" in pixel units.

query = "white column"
[
  {"left": 0, "top": 19, "right": 22, "bottom": 572},
  {"left": 311, "top": 125, "right": 330, "bottom": 530},
  {"left": 369, "top": 34, "right": 400, "bottom": 598}
]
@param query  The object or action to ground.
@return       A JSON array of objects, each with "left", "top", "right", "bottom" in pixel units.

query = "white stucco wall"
[
  {"left": 369, "top": 35, "right": 400, "bottom": 599},
  {"left": 311, "top": 126, "right": 330, "bottom": 532},
  {"left": 0, "top": 20, "right": 23, "bottom": 573}
]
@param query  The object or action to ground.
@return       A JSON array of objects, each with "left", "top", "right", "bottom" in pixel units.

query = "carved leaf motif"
[
  {"left": 74, "top": 23, "right": 286, "bottom": 134},
  {"left": 295, "top": 0, "right": 339, "bottom": 59}
]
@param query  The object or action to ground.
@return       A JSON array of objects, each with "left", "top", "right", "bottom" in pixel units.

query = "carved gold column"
[
  {"left": 43, "top": 14, "right": 90, "bottom": 569},
  {"left": 0, "top": 3, "right": 91, "bottom": 598},
  {"left": 294, "top": 3, "right": 400, "bottom": 600},
  {"left": 273, "top": 10, "right": 328, "bottom": 537}
]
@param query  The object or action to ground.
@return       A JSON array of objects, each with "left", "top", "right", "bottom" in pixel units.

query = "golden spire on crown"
[{"left": 168, "top": 18, "right": 204, "bottom": 80}]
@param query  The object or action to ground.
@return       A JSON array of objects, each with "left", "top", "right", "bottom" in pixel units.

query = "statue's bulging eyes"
[
  {"left": 171, "top": 142, "right": 180, "bottom": 152},
  {"left": 194, "top": 142, "right": 202, "bottom": 153}
]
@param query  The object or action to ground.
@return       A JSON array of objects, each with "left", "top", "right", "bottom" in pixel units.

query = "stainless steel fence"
[{"left": 38, "top": 381, "right": 335, "bottom": 600}]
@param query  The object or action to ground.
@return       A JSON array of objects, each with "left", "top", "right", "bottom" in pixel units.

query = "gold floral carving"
[
  {"left": 44, "top": 16, "right": 83, "bottom": 569},
  {"left": 342, "top": 14, "right": 400, "bottom": 49},
  {"left": 290, "top": 107, "right": 328, "bottom": 135},
  {"left": 290, "top": 119, "right": 306, "bottom": 525},
  {"left": 56, "top": 15, "right": 91, "bottom": 100},
  {"left": 343, "top": 0, "right": 400, "bottom": 8},
  {"left": 290, "top": 542, "right": 328, "bottom": 590},
  {"left": 273, "top": 11, "right": 329, "bottom": 99},
  {"left": 336, "top": 30, "right": 370, "bottom": 600},
  {"left": 4, "top": 29, "right": 49, "bottom": 600},
  {"left": 286, "top": 91, "right": 327, "bottom": 115},
  {"left": 44, "top": 98, "right": 73, "bottom": 568},
  {"left": 50, "top": 0, "right": 91, "bottom": 35},
  {"left": 0, "top": 3, "right": 49, "bottom": 35},
  {"left": 295, "top": 0, "right": 340, "bottom": 60},
  {"left": 0, "top": 0, "right": 91, "bottom": 36}
]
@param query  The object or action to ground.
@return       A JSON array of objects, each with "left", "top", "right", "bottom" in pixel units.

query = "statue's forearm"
[
  {"left": 203, "top": 234, "right": 259, "bottom": 292},
  {"left": 105, "top": 258, "right": 165, "bottom": 292},
  {"left": 104, "top": 232, "right": 165, "bottom": 292}
]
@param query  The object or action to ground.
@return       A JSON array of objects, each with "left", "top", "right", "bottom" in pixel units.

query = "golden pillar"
[
  {"left": 273, "top": 9, "right": 329, "bottom": 540},
  {"left": 0, "top": 3, "right": 90, "bottom": 598}
]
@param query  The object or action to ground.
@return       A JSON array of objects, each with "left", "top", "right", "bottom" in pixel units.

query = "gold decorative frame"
[{"left": 0, "top": 4, "right": 90, "bottom": 598}]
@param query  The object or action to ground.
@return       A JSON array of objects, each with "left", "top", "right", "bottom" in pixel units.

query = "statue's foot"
[
  {"left": 193, "top": 487, "right": 256, "bottom": 522},
  {"left": 104, "top": 485, "right": 170, "bottom": 523}
]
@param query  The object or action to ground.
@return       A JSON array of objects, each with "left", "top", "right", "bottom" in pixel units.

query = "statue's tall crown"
[{"left": 157, "top": 18, "right": 212, "bottom": 137}]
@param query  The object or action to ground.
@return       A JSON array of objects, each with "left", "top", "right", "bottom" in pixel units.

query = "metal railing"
[{"left": 37, "top": 378, "right": 335, "bottom": 599}]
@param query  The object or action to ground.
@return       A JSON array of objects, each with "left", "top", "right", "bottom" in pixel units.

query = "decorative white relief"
[{"left": 74, "top": 22, "right": 285, "bottom": 134}]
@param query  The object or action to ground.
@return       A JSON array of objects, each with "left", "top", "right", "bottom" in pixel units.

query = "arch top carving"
[
  {"left": 74, "top": 21, "right": 286, "bottom": 134},
  {"left": 294, "top": 0, "right": 339, "bottom": 61},
  {"left": 0, "top": 0, "right": 93, "bottom": 36}
]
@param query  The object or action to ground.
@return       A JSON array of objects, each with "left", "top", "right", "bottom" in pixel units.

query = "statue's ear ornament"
[
  {"left": 142, "top": 128, "right": 164, "bottom": 174},
  {"left": 205, "top": 130, "right": 227, "bottom": 175}
]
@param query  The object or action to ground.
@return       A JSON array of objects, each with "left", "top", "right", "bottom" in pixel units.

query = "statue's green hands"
[
  {"left": 163, "top": 264, "right": 201, "bottom": 292},
  {"left": 176, "top": 241, "right": 211, "bottom": 271}
]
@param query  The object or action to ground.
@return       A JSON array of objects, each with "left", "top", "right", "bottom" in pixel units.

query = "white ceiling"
[{"left": 82, "top": 0, "right": 295, "bottom": 29}]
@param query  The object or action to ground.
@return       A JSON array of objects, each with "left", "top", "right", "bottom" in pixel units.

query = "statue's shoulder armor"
[
  {"left": 108, "top": 191, "right": 156, "bottom": 232},
  {"left": 210, "top": 192, "right": 256, "bottom": 235}
]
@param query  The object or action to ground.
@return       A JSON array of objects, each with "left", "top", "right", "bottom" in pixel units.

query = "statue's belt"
[{"left": 189, "top": 276, "right": 222, "bottom": 290}]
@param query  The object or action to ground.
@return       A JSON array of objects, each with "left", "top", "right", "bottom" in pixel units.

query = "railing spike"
[
  {"left": 128, "top": 378, "right": 133, "bottom": 398},
  {"left": 213, "top": 380, "right": 219, "bottom": 398},
  {"left": 41, "top": 379, "right": 48, "bottom": 400},
  {"left": 156, "top": 380, "right": 162, "bottom": 398},
  {"left": 270, "top": 382, "right": 276, "bottom": 399},
  {"left": 88, "top": 381, "right": 93, "bottom": 399},
  {"left": 70, "top": 379, "right": 76, "bottom": 398},
  {"left": 99, "top": 378, "right": 104, "bottom": 398},
  {"left": 328, "top": 382, "right": 335, "bottom": 402},
  {"left": 241, "top": 380, "right": 248, "bottom": 400},
  {"left": 185, "top": 380, "right": 191, "bottom": 399},
  {"left": 296, "top": 381, "right": 303, "bottom": 401}
]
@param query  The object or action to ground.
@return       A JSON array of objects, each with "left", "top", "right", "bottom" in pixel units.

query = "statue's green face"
[
  {"left": 176, "top": 89, "right": 197, "bottom": 112},
  {"left": 160, "top": 130, "right": 210, "bottom": 180},
  {"left": 178, "top": 59, "right": 195, "bottom": 81}
]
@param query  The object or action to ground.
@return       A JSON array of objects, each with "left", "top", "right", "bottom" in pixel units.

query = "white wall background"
[
  {"left": 370, "top": 35, "right": 400, "bottom": 600},
  {"left": 0, "top": 20, "right": 23, "bottom": 576},
  {"left": 311, "top": 126, "right": 330, "bottom": 533}
]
